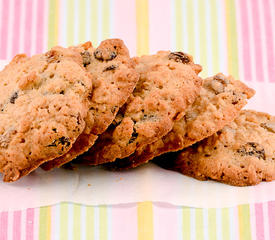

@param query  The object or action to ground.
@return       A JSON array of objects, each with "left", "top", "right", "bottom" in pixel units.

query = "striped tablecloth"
[{"left": 0, "top": 0, "right": 275, "bottom": 239}]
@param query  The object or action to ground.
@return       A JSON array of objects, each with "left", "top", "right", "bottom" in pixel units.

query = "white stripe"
[
  {"left": 216, "top": 209, "right": 222, "bottom": 240},
  {"left": 31, "top": 0, "right": 37, "bottom": 55},
  {"left": 230, "top": 207, "right": 239, "bottom": 240},
  {"left": 178, "top": 208, "right": 183, "bottom": 240},
  {"left": 246, "top": 0, "right": 257, "bottom": 82},
  {"left": 109, "top": 0, "right": 114, "bottom": 37},
  {"left": 204, "top": 0, "right": 213, "bottom": 76},
  {"left": 33, "top": 209, "right": 40, "bottom": 240},
  {"left": 257, "top": 0, "right": 269, "bottom": 83},
  {"left": 67, "top": 203, "right": 73, "bottom": 240},
  {"left": 217, "top": 0, "right": 228, "bottom": 74},
  {"left": 59, "top": 0, "right": 67, "bottom": 46},
  {"left": 81, "top": 206, "right": 86, "bottom": 240},
  {"left": 86, "top": 0, "right": 91, "bottom": 42},
  {"left": 52, "top": 204, "right": 60, "bottom": 240},
  {"left": 19, "top": 0, "right": 26, "bottom": 53},
  {"left": 107, "top": 206, "right": 112, "bottom": 240},
  {"left": 235, "top": 0, "right": 245, "bottom": 81},
  {"left": 249, "top": 204, "right": 256, "bottom": 240},
  {"left": 97, "top": 0, "right": 103, "bottom": 45},
  {"left": 263, "top": 202, "right": 270, "bottom": 240},
  {"left": 7, "top": 211, "right": 13, "bottom": 240},
  {"left": 6, "top": 0, "right": 14, "bottom": 60},
  {"left": 181, "top": 0, "right": 188, "bottom": 52},
  {"left": 193, "top": 0, "right": 200, "bottom": 64},
  {"left": 21, "top": 209, "right": 26, "bottom": 240},
  {"left": 43, "top": 0, "right": 49, "bottom": 50},
  {"left": 203, "top": 208, "right": 209, "bottom": 240},
  {"left": 190, "top": 208, "right": 196, "bottom": 240},
  {"left": 94, "top": 206, "right": 100, "bottom": 240},
  {"left": 74, "top": 0, "right": 79, "bottom": 45}
]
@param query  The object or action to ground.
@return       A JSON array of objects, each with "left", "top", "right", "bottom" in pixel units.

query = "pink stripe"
[
  {"left": 268, "top": 201, "right": 275, "bottom": 239},
  {"left": 250, "top": 0, "right": 264, "bottom": 82},
  {"left": 13, "top": 211, "right": 21, "bottom": 240},
  {"left": 12, "top": 0, "right": 21, "bottom": 57},
  {"left": 263, "top": 0, "right": 275, "bottom": 82},
  {"left": 153, "top": 203, "right": 179, "bottom": 240},
  {"left": 255, "top": 203, "right": 265, "bottom": 240},
  {"left": 24, "top": 0, "right": 33, "bottom": 56},
  {"left": 114, "top": 0, "right": 136, "bottom": 56},
  {"left": 0, "top": 0, "right": 10, "bottom": 59},
  {"left": 0, "top": 212, "right": 8, "bottom": 240},
  {"left": 149, "top": 0, "right": 171, "bottom": 53},
  {"left": 26, "top": 209, "right": 34, "bottom": 240},
  {"left": 111, "top": 203, "right": 137, "bottom": 240},
  {"left": 36, "top": 0, "right": 45, "bottom": 54},
  {"left": 238, "top": 0, "right": 253, "bottom": 82}
]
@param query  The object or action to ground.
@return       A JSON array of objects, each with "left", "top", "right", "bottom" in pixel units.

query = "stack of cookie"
[{"left": 0, "top": 39, "right": 274, "bottom": 186}]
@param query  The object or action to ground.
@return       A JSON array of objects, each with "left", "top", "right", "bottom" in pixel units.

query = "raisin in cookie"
[
  {"left": 41, "top": 39, "right": 139, "bottom": 170},
  {"left": 156, "top": 110, "right": 275, "bottom": 186},
  {"left": 81, "top": 51, "right": 202, "bottom": 166},
  {"left": 110, "top": 73, "right": 255, "bottom": 169},
  {"left": 0, "top": 46, "right": 93, "bottom": 182}
]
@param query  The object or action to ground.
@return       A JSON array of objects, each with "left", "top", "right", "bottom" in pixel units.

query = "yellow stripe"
[
  {"left": 222, "top": 208, "right": 230, "bottom": 240},
  {"left": 209, "top": 0, "right": 220, "bottom": 74},
  {"left": 136, "top": 0, "right": 149, "bottom": 55},
  {"left": 86, "top": 206, "right": 95, "bottom": 240},
  {"left": 175, "top": 0, "right": 183, "bottom": 50},
  {"left": 39, "top": 206, "right": 51, "bottom": 240},
  {"left": 102, "top": 0, "right": 110, "bottom": 40},
  {"left": 238, "top": 205, "right": 252, "bottom": 240},
  {"left": 195, "top": 209, "right": 204, "bottom": 240},
  {"left": 67, "top": 0, "right": 74, "bottom": 46},
  {"left": 208, "top": 209, "right": 217, "bottom": 240},
  {"left": 198, "top": 0, "right": 208, "bottom": 77},
  {"left": 79, "top": 0, "right": 86, "bottom": 43},
  {"left": 73, "top": 204, "right": 81, "bottom": 240},
  {"left": 182, "top": 207, "right": 191, "bottom": 240},
  {"left": 137, "top": 202, "right": 154, "bottom": 240},
  {"left": 186, "top": 0, "right": 195, "bottom": 57},
  {"left": 99, "top": 206, "right": 108, "bottom": 240},
  {"left": 48, "top": 0, "right": 59, "bottom": 48},
  {"left": 60, "top": 203, "right": 68, "bottom": 240},
  {"left": 225, "top": 0, "right": 239, "bottom": 78},
  {"left": 91, "top": 0, "right": 98, "bottom": 46}
]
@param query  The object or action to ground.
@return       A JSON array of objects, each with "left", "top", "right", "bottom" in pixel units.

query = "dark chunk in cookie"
[
  {"left": 94, "top": 49, "right": 117, "bottom": 61},
  {"left": 103, "top": 65, "right": 117, "bottom": 72},
  {"left": 10, "top": 92, "right": 18, "bottom": 104},
  {"left": 237, "top": 142, "right": 266, "bottom": 160},
  {"left": 129, "top": 129, "right": 138, "bottom": 144},
  {"left": 47, "top": 137, "right": 71, "bottom": 148},
  {"left": 168, "top": 52, "right": 190, "bottom": 64},
  {"left": 81, "top": 51, "right": 91, "bottom": 67}
]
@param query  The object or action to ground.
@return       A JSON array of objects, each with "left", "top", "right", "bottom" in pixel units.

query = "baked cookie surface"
[
  {"left": 0, "top": 46, "right": 93, "bottom": 181},
  {"left": 156, "top": 110, "right": 275, "bottom": 186},
  {"left": 82, "top": 51, "right": 202, "bottom": 166},
  {"left": 111, "top": 73, "right": 255, "bottom": 169},
  {"left": 41, "top": 39, "right": 139, "bottom": 170}
]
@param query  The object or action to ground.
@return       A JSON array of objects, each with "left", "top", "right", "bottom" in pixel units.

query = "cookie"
[
  {"left": 156, "top": 110, "right": 275, "bottom": 186},
  {"left": 110, "top": 73, "right": 255, "bottom": 169},
  {"left": 81, "top": 51, "right": 202, "bottom": 166},
  {"left": 41, "top": 39, "right": 139, "bottom": 170},
  {"left": 0, "top": 46, "right": 93, "bottom": 182}
]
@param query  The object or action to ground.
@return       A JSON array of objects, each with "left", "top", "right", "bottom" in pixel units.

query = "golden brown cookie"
[
  {"left": 0, "top": 46, "right": 93, "bottom": 182},
  {"left": 109, "top": 73, "right": 255, "bottom": 169},
  {"left": 41, "top": 39, "right": 139, "bottom": 170},
  {"left": 156, "top": 110, "right": 275, "bottom": 186},
  {"left": 81, "top": 51, "right": 202, "bottom": 166}
]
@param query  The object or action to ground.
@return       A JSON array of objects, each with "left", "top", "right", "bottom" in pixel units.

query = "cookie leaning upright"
[
  {"left": 41, "top": 39, "right": 139, "bottom": 170},
  {"left": 0, "top": 46, "right": 93, "bottom": 182},
  {"left": 111, "top": 73, "right": 255, "bottom": 169},
  {"left": 157, "top": 110, "right": 275, "bottom": 186},
  {"left": 82, "top": 51, "right": 202, "bottom": 165}
]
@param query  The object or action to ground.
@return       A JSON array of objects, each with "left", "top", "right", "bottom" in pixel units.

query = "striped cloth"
[{"left": 0, "top": 0, "right": 275, "bottom": 239}]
